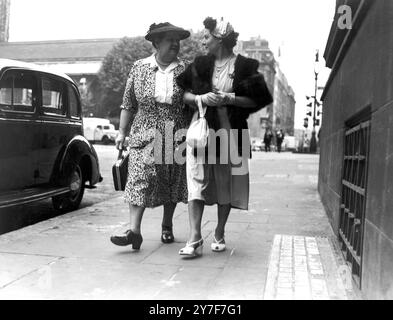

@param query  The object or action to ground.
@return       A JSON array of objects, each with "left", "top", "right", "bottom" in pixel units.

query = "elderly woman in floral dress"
[{"left": 110, "top": 23, "right": 191, "bottom": 250}]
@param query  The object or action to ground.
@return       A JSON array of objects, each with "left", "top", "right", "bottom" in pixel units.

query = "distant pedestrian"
[
  {"left": 110, "top": 22, "right": 191, "bottom": 250},
  {"left": 276, "top": 129, "right": 285, "bottom": 153},
  {"left": 263, "top": 128, "right": 273, "bottom": 152},
  {"left": 176, "top": 17, "right": 273, "bottom": 258}
]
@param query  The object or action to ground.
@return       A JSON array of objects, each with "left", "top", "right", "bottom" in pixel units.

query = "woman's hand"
[
  {"left": 200, "top": 92, "right": 226, "bottom": 107},
  {"left": 115, "top": 133, "right": 126, "bottom": 151},
  {"left": 216, "top": 91, "right": 236, "bottom": 105}
]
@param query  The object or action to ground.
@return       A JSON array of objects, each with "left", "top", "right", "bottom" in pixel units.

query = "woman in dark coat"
[{"left": 176, "top": 17, "right": 273, "bottom": 257}]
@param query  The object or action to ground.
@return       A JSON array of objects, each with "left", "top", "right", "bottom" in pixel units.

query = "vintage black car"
[{"left": 0, "top": 59, "right": 102, "bottom": 212}]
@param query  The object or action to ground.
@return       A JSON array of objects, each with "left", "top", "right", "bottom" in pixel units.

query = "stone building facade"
[
  {"left": 273, "top": 66, "right": 296, "bottom": 136},
  {"left": 235, "top": 37, "right": 295, "bottom": 139},
  {"left": 0, "top": 0, "right": 10, "bottom": 42}
]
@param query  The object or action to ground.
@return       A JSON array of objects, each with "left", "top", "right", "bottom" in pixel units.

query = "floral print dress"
[{"left": 120, "top": 57, "right": 190, "bottom": 207}]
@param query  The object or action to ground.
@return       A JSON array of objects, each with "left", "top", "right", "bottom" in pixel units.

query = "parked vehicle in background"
[
  {"left": 83, "top": 117, "right": 118, "bottom": 144},
  {"left": 283, "top": 136, "right": 297, "bottom": 152},
  {"left": 251, "top": 137, "right": 264, "bottom": 152},
  {"left": 0, "top": 59, "right": 102, "bottom": 212}
]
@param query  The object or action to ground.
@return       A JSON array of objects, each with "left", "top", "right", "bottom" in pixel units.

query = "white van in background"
[
  {"left": 283, "top": 136, "right": 297, "bottom": 151},
  {"left": 83, "top": 117, "right": 118, "bottom": 144}
]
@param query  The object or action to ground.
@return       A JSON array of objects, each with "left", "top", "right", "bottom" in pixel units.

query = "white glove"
[{"left": 200, "top": 92, "right": 223, "bottom": 106}]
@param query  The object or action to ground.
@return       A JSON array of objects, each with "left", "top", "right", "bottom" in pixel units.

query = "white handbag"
[{"left": 186, "top": 95, "right": 209, "bottom": 149}]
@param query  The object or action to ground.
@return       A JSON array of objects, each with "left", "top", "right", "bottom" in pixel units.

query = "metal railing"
[{"left": 339, "top": 120, "right": 370, "bottom": 288}]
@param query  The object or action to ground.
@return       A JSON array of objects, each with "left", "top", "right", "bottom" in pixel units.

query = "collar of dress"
[{"left": 142, "top": 54, "right": 184, "bottom": 73}]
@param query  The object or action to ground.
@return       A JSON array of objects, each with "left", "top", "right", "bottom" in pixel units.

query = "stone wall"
[{"left": 319, "top": 0, "right": 393, "bottom": 299}]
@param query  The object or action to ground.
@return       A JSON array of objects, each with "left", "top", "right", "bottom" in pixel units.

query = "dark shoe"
[
  {"left": 161, "top": 225, "right": 174, "bottom": 244},
  {"left": 110, "top": 230, "right": 143, "bottom": 250}
]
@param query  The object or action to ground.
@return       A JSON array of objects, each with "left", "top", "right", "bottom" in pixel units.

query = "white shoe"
[
  {"left": 179, "top": 239, "right": 203, "bottom": 258},
  {"left": 211, "top": 236, "right": 226, "bottom": 252}
]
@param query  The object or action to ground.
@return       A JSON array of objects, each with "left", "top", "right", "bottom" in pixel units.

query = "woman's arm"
[
  {"left": 217, "top": 91, "right": 259, "bottom": 109},
  {"left": 183, "top": 92, "right": 198, "bottom": 110},
  {"left": 115, "top": 109, "right": 133, "bottom": 150},
  {"left": 183, "top": 91, "right": 224, "bottom": 109},
  {"left": 115, "top": 63, "right": 138, "bottom": 150},
  {"left": 231, "top": 95, "right": 258, "bottom": 109},
  {"left": 118, "top": 109, "right": 133, "bottom": 136}
]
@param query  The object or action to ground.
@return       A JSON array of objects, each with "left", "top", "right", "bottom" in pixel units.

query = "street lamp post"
[{"left": 309, "top": 51, "right": 321, "bottom": 153}]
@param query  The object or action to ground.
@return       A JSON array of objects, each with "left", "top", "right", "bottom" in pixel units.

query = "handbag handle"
[
  {"left": 195, "top": 95, "right": 206, "bottom": 118},
  {"left": 117, "top": 148, "right": 128, "bottom": 160}
]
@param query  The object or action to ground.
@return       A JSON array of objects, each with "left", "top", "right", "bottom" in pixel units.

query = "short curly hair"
[{"left": 203, "top": 17, "right": 239, "bottom": 50}]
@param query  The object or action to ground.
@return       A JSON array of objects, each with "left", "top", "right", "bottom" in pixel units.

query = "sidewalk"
[{"left": 0, "top": 152, "right": 361, "bottom": 300}]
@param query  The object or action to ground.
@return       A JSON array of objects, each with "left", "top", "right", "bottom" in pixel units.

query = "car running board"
[{"left": 0, "top": 187, "right": 70, "bottom": 209}]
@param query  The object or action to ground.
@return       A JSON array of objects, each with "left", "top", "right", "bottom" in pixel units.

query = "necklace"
[
  {"left": 215, "top": 58, "right": 230, "bottom": 70},
  {"left": 214, "top": 55, "right": 235, "bottom": 81},
  {"left": 214, "top": 55, "right": 234, "bottom": 74}
]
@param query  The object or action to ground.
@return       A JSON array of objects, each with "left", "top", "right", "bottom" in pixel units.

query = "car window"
[
  {"left": 97, "top": 125, "right": 102, "bottom": 130},
  {"left": 41, "top": 77, "right": 66, "bottom": 116},
  {"left": 0, "top": 71, "right": 36, "bottom": 113},
  {"left": 68, "top": 84, "right": 80, "bottom": 118},
  {"left": 103, "top": 125, "right": 110, "bottom": 130}
]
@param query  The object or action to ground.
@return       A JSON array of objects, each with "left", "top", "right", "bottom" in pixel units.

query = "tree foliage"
[
  {"left": 97, "top": 31, "right": 206, "bottom": 118},
  {"left": 178, "top": 30, "right": 205, "bottom": 62},
  {"left": 97, "top": 36, "right": 153, "bottom": 117}
]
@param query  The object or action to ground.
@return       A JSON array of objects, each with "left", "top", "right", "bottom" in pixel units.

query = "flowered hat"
[{"left": 203, "top": 17, "right": 235, "bottom": 39}]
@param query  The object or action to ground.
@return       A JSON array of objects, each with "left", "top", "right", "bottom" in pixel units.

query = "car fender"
[{"left": 54, "top": 135, "right": 102, "bottom": 186}]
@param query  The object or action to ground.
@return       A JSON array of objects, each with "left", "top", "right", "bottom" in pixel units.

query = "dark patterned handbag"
[{"left": 112, "top": 149, "right": 129, "bottom": 191}]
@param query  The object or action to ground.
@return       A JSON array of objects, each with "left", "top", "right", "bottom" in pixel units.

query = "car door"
[
  {"left": 36, "top": 74, "right": 72, "bottom": 185},
  {"left": 0, "top": 68, "right": 40, "bottom": 191}
]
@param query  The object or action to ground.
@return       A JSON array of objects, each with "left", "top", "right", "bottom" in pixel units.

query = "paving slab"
[
  {"left": 0, "top": 253, "right": 60, "bottom": 288},
  {"left": 263, "top": 234, "right": 354, "bottom": 300},
  {"left": 0, "top": 257, "right": 180, "bottom": 300}
]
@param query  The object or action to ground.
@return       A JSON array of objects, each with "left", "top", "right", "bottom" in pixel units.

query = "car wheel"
[{"left": 52, "top": 164, "right": 85, "bottom": 212}]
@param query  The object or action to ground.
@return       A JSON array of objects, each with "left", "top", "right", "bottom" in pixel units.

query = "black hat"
[{"left": 145, "top": 22, "right": 190, "bottom": 41}]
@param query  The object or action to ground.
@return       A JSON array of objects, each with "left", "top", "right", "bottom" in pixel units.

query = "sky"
[{"left": 7, "top": 0, "right": 336, "bottom": 130}]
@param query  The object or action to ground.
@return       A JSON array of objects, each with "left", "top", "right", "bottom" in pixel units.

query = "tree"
[
  {"left": 97, "top": 36, "right": 153, "bottom": 118},
  {"left": 178, "top": 30, "right": 205, "bottom": 62},
  {"left": 97, "top": 31, "right": 206, "bottom": 119}
]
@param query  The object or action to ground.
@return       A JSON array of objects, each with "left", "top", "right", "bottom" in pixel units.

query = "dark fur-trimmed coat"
[{"left": 177, "top": 54, "right": 273, "bottom": 156}]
